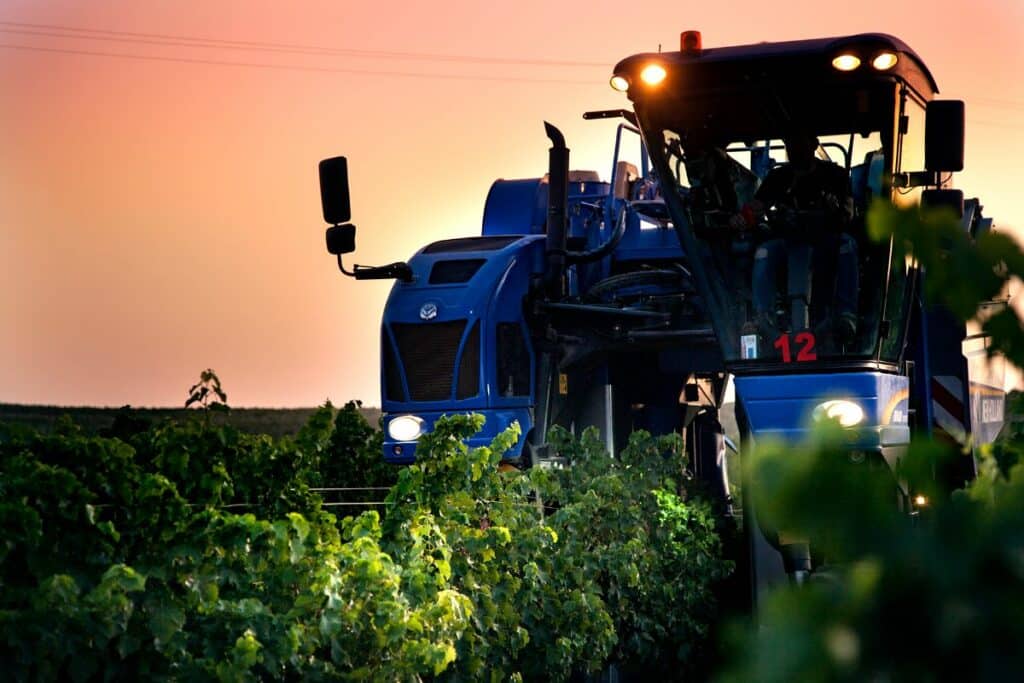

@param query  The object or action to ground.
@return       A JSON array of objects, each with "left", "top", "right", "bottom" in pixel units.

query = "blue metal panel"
[
  {"left": 482, "top": 179, "right": 548, "bottom": 236},
  {"left": 482, "top": 177, "right": 611, "bottom": 240},
  {"left": 485, "top": 261, "right": 537, "bottom": 410},
  {"left": 383, "top": 408, "right": 533, "bottom": 464},
  {"left": 735, "top": 372, "right": 910, "bottom": 448}
]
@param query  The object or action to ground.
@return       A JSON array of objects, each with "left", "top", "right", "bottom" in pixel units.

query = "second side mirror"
[{"left": 925, "top": 100, "right": 965, "bottom": 173}]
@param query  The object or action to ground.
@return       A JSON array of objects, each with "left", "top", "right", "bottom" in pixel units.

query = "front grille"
[{"left": 391, "top": 320, "right": 467, "bottom": 401}]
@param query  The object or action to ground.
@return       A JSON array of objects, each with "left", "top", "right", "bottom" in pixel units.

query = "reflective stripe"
[{"left": 932, "top": 375, "right": 967, "bottom": 444}]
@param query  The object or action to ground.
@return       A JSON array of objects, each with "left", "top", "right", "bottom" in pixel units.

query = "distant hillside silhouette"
[{"left": 0, "top": 404, "right": 382, "bottom": 437}]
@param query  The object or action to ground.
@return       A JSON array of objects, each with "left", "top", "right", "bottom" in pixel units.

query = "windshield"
[{"left": 643, "top": 91, "right": 909, "bottom": 370}]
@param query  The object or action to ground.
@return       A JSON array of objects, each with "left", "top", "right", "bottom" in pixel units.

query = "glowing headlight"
[
  {"left": 610, "top": 74, "right": 630, "bottom": 92},
  {"left": 831, "top": 53, "right": 861, "bottom": 71},
  {"left": 387, "top": 415, "right": 425, "bottom": 441},
  {"left": 813, "top": 400, "right": 865, "bottom": 428},
  {"left": 640, "top": 63, "right": 667, "bottom": 86},
  {"left": 872, "top": 52, "right": 898, "bottom": 71}
]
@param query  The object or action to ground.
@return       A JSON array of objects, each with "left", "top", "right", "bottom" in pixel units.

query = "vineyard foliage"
[
  {"left": 0, "top": 391, "right": 727, "bottom": 680},
  {"left": 721, "top": 412, "right": 1024, "bottom": 682}
]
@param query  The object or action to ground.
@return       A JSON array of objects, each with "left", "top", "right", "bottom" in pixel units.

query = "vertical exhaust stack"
[{"left": 544, "top": 122, "right": 569, "bottom": 299}]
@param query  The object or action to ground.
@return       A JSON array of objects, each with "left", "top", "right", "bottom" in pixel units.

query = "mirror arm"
[
  {"left": 335, "top": 239, "right": 413, "bottom": 282},
  {"left": 337, "top": 256, "right": 413, "bottom": 282},
  {"left": 892, "top": 171, "right": 941, "bottom": 189},
  {"left": 336, "top": 254, "right": 357, "bottom": 277},
  {"left": 354, "top": 262, "right": 413, "bottom": 282}
]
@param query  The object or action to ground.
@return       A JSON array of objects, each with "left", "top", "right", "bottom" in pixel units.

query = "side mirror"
[
  {"left": 326, "top": 224, "right": 356, "bottom": 255},
  {"left": 319, "top": 156, "right": 352, "bottom": 225},
  {"left": 921, "top": 188, "right": 965, "bottom": 219},
  {"left": 925, "top": 100, "right": 964, "bottom": 173},
  {"left": 318, "top": 155, "right": 409, "bottom": 281}
]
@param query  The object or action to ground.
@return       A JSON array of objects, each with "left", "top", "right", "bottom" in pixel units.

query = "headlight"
[
  {"left": 831, "top": 53, "right": 861, "bottom": 71},
  {"left": 813, "top": 400, "right": 865, "bottom": 428},
  {"left": 387, "top": 415, "right": 425, "bottom": 441},
  {"left": 610, "top": 74, "right": 630, "bottom": 92}
]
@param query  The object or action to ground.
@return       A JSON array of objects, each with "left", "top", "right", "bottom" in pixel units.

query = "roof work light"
[
  {"left": 831, "top": 53, "right": 861, "bottom": 71},
  {"left": 872, "top": 51, "right": 899, "bottom": 70},
  {"left": 640, "top": 63, "right": 667, "bottom": 86}
]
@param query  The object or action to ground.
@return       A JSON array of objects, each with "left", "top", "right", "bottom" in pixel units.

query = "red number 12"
[{"left": 773, "top": 332, "right": 817, "bottom": 363}]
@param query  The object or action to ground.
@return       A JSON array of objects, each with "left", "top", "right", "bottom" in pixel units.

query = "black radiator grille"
[{"left": 391, "top": 320, "right": 467, "bottom": 401}]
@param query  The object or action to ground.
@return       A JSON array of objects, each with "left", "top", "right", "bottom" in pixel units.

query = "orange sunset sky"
[{"left": 2, "top": 1, "right": 1022, "bottom": 407}]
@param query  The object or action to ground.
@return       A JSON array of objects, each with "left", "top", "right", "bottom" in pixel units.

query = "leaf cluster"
[
  {"left": 721, "top": 429, "right": 1024, "bottom": 682},
  {"left": 541, "top": 426, "right": 731, "bottom": 677},
  {"left": 318, "top": 400, "right": 395, "bottom": 503},
  {"left": 868, "top": 201, "right": 1024, "bottom": 367},
  {"left": 382, "top": 416, "right": 730, "bottom": 680}
]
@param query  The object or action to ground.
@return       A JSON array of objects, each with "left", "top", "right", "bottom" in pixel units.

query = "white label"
[
  {"left": 982, "top": 398, "right": 1003, "bottom": 423},
  {"left": 741, "top": 334, "right": 758, "bottom": 360}
]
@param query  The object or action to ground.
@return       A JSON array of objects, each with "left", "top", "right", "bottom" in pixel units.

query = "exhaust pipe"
[{"left": 544, "top": 122, "right": 569, "bottom": 299}]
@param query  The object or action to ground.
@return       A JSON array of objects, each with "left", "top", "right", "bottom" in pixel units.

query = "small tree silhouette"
[{"left": 185, "top": 369, "right": 229, "bottom": 413}]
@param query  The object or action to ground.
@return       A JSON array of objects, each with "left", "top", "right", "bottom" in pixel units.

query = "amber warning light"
[{"left": 680, "top": 30, "right": 702, "bottom": 53}]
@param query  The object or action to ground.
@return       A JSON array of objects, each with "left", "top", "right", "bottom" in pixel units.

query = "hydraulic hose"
[
  {"left": 583, "top": 267, "right": 688, "bottom": 302},
  {"left": 565, "top": 205, "right": 628, "bottom": 264}
]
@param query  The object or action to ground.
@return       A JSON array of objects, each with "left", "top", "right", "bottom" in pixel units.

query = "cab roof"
[{"left": 614, "top": 33, "right": 938, "bottom": 101}]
